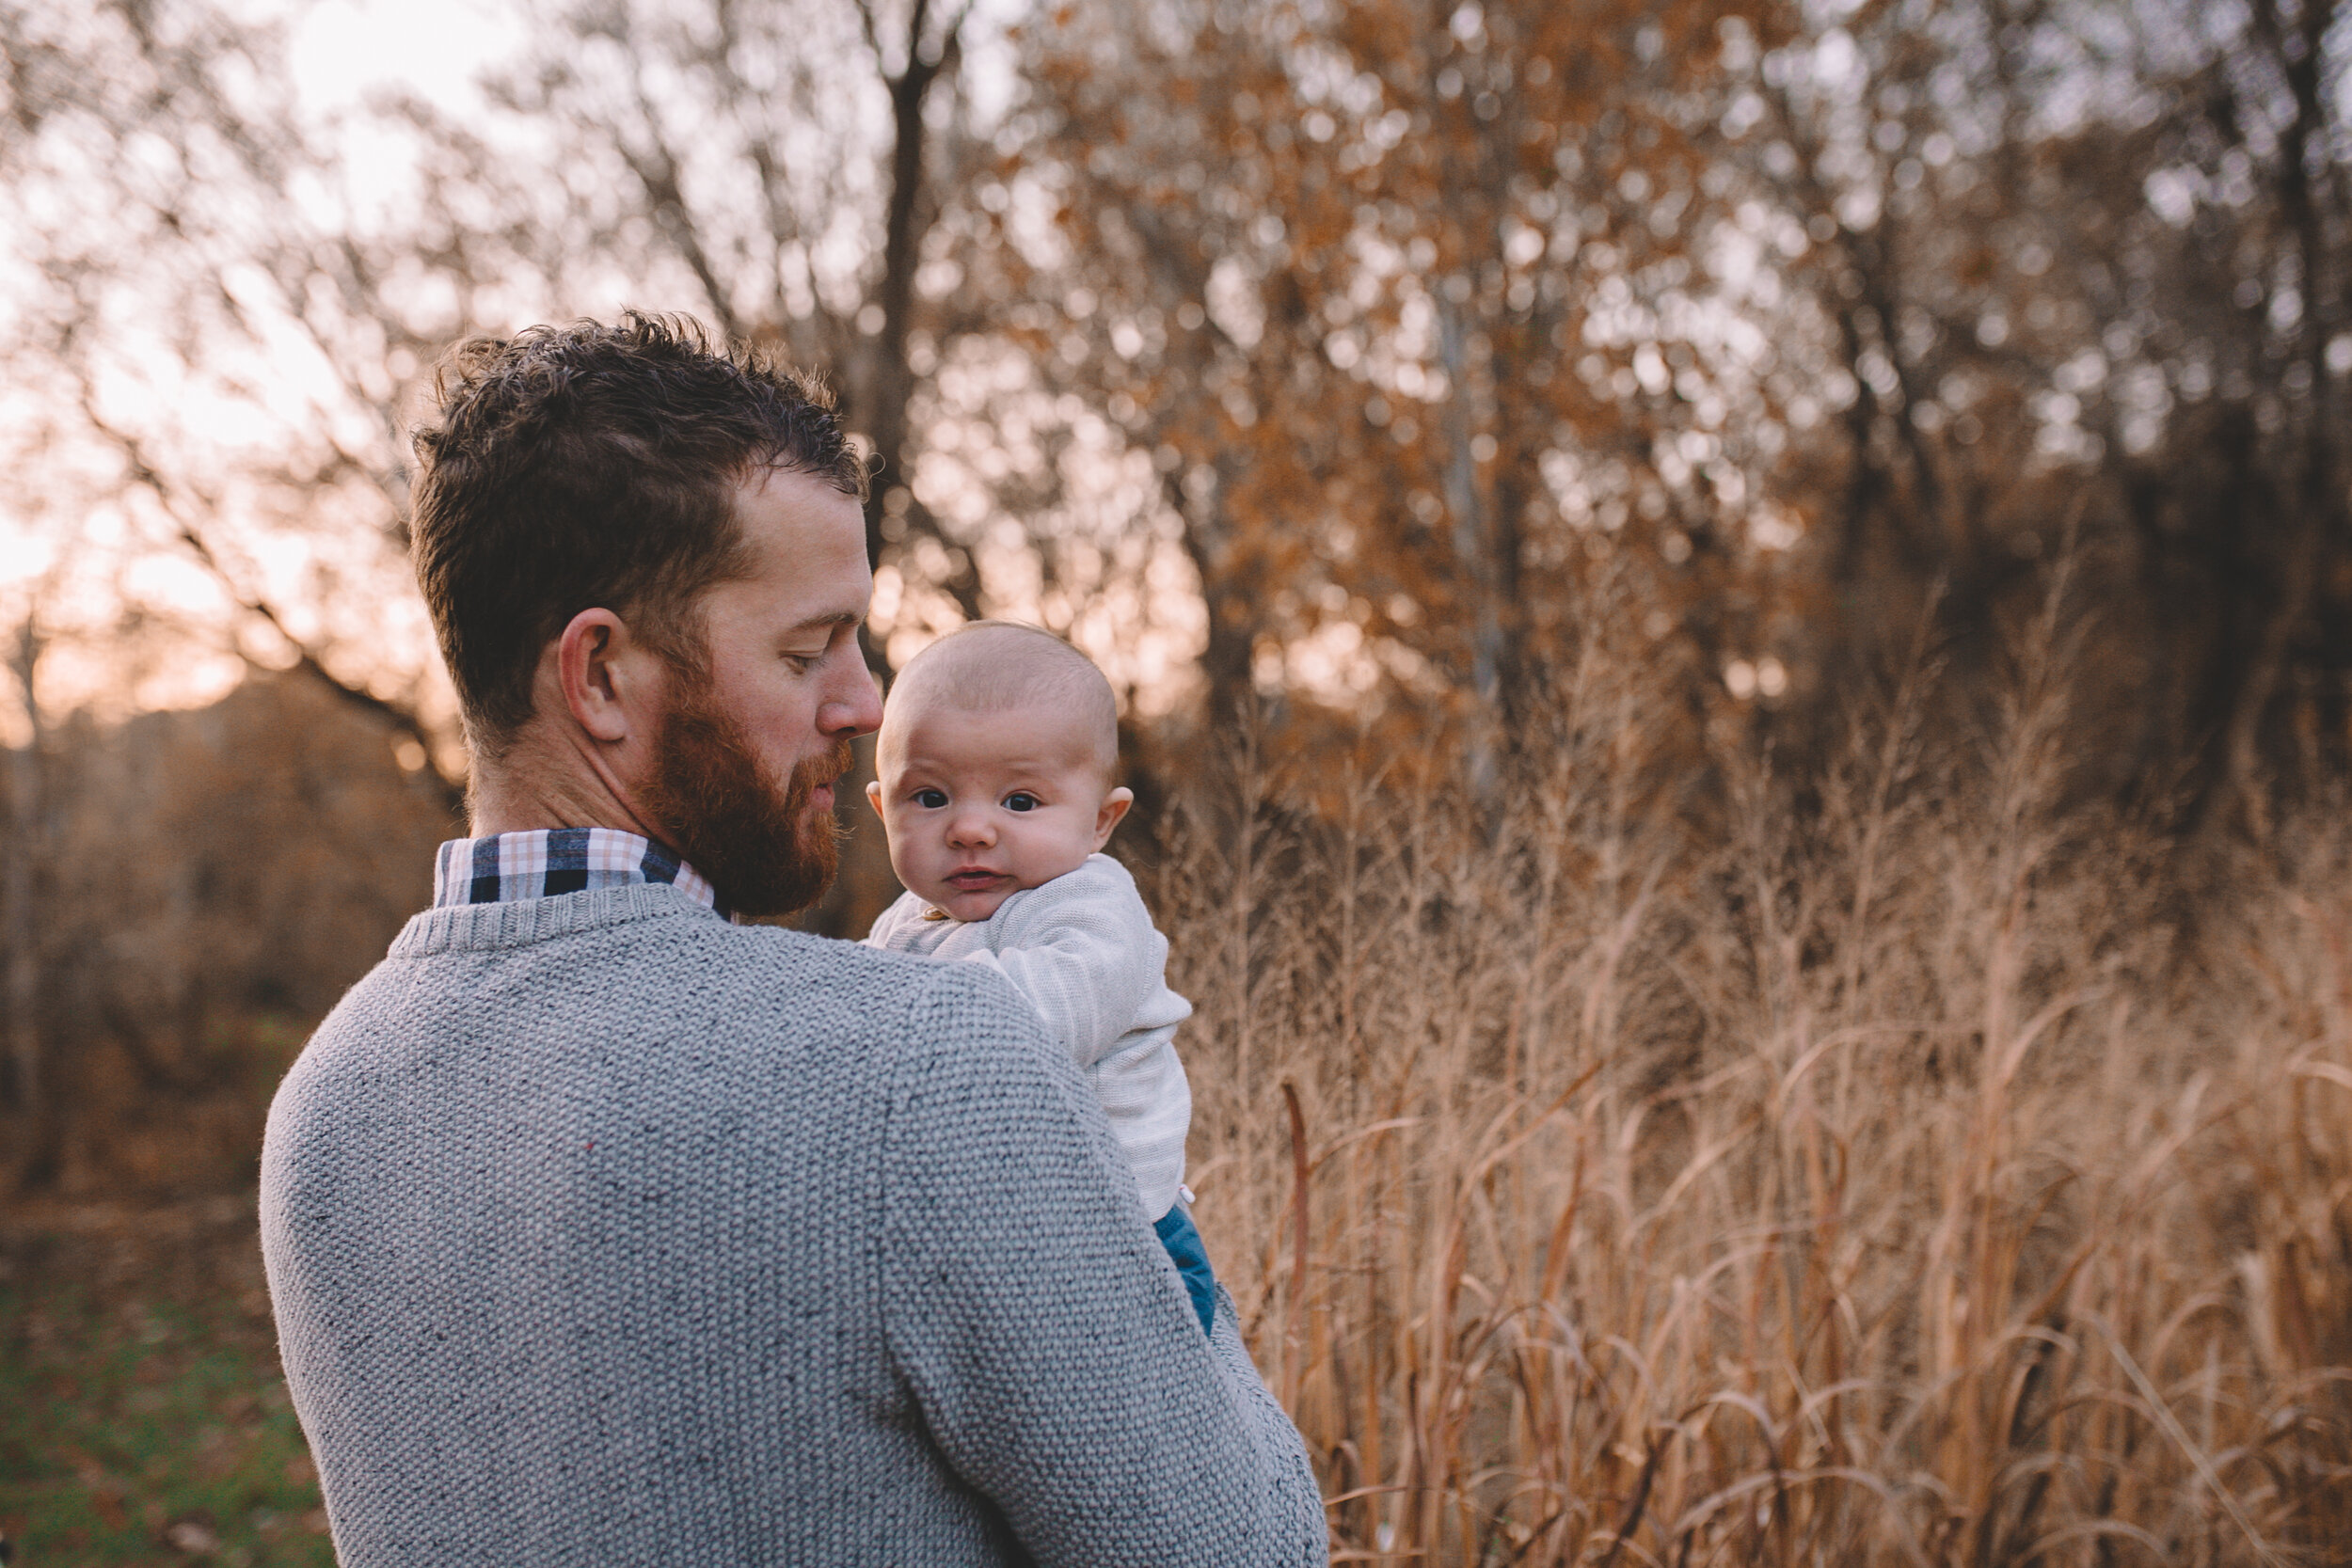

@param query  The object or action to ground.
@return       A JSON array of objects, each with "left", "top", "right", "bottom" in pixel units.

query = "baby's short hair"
[{"left": 883, "top": 621, "right": 1120, "bottom": 777}]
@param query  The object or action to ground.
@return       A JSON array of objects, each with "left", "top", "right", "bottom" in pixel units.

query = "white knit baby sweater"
[{"left": 866, "top": 853, "right": 1193, "bottom": 1219}]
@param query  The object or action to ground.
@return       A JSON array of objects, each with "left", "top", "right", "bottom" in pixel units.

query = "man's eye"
[
  {"left": 915, "top": 788, "right": 948, "bottom": 808},
  {"left": 1003, "top": 792, "right": 1040, "bottom": 812}
]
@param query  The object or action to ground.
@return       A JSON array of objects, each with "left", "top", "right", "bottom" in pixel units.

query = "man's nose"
[{"left": 820, "top": 658, "right": 884, "bottom": 738}]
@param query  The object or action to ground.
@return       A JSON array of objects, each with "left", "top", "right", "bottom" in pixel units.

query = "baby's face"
[{"left": 866, "top": 700, "right": 1131, "bottom": 923}]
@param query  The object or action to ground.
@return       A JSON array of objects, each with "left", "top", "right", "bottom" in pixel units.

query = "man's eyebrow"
[{"left": 783, "top": 609, "right": 866, "bottom": 636}]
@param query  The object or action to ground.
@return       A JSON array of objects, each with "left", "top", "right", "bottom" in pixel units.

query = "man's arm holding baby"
[{"left": 878, "top": 963, "right": 1327, "bottom": 1566}]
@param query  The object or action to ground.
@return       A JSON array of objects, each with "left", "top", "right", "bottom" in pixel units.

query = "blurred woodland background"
[{"left": 3, "top": 0, "right": 2351, "bottom": 1562}]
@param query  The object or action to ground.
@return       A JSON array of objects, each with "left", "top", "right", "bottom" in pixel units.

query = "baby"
[{"left": 863, "top": 621, "right": 1215, "bottom": 1334}]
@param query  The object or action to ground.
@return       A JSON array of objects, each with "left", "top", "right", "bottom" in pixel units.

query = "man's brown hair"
[{"left": 408, "top": 312, "right": 868, "bottom": 754}]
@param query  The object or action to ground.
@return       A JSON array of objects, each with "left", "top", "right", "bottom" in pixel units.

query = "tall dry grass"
[{"left": 1151, "top": 583, "right": 2352, "bottom": 1565}]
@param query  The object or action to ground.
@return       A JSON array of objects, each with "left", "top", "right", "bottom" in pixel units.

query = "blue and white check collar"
[{"left": 431, "top": 828, "right": 724, "bottom": 917}]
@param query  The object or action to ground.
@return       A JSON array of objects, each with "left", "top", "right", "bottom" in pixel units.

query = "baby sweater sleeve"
[
  {"left": 863, "top": 889, "right": 930, "bottom": 951},
  {"left": 879, "top": 963, "right": 1327, "bottom": 1566},
  {"left": 961, "top": 855, "right": 1168, "bottom": 1069}
]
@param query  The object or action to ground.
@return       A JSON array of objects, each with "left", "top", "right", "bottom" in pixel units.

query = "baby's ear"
[
  {"left": 1093, "top": 785, "right": 1135, "bottom": 847},
  {"left": 864, "top": 779, "right": 886, "bottom": 819}
]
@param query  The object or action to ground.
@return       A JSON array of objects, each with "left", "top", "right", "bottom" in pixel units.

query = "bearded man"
[{"left": 258, "top": 315, "right": 1326, "bottom": 1566}]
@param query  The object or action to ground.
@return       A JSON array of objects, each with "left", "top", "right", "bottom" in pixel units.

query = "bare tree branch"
[{"left": 76, "top": 394, "right": 460, "bottom": 803}]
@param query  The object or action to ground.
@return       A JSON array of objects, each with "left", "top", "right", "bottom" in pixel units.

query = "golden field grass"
[
  {"left": 7, "top": 589, "right": 2349, "bottom": 1566},
  {"left": 1155, "top": 607, "right": 2352, "bottom": 1565}
]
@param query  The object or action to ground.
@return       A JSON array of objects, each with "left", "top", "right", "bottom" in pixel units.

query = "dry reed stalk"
[{"left": 1148, "top": 594, "right": 2352, "bottom": 1566}]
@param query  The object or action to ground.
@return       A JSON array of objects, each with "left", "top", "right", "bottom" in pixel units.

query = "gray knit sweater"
[{"left": 259, "top": 883, "right": 1326, "bottom": 1566}]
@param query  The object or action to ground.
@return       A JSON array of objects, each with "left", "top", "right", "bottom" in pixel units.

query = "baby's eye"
[
  {"left": 1002, "top": 792, "right": 1041, "bottom": 812},
  {"left": 914, "top": 788, "right": 948, "bottom": 809}
]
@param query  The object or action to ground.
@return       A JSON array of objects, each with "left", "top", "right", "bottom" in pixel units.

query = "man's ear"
[
  {"left": 1092, "top": 785, "right": 1135, "bottom": 848},
  {"left": 556, "top": 608, "right": 652, "bottom": 744}
]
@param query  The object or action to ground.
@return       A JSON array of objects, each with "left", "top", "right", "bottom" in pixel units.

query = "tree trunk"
[
  {"left": 850, "top": 0, "right": 981, "bottom": 622},
  {"left": 3, "top": 618, "right": 52, "bottom": 1189},
  {"left": 2197, "top": 0, "right": 2341, "bottom": 849}
]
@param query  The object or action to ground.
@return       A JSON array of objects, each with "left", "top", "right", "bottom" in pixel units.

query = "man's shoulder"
[
  {"left": 872, "top": 943, "right": 1062, "bottom": 1056},
  {"left": 616, "top": 916, "right": 1026, "bottom": 1044},
  {"left": 379, "top": 894, "right": 939, "bottom": 990},
  {"left": 306, "top": 895, "right": 1010, "bottom": 1069},
  {"left": 593, "top": 911, "right": 1059, "bottom": 1067}
]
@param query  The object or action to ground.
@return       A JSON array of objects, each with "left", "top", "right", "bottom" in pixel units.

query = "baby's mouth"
[{"left": 946, "top": 868, "right": 1007, "bottom": 891}]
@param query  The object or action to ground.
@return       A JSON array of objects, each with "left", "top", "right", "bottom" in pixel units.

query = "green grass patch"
[{"left": 0, "top": 1227, "right": 328, "bottom": 1566}]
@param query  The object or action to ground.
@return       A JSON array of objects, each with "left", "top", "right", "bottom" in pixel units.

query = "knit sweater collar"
[{"left": 393, "top": 879, "right": 727, "bottom": 958}]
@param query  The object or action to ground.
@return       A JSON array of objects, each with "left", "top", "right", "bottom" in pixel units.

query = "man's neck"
[{"left": 467, "top": 726, "right": 664, "bottom": 843}]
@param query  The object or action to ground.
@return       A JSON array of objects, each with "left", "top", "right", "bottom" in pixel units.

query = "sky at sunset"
[{"left": 0, "top": 0, "right": 1058, "bottom": 739}]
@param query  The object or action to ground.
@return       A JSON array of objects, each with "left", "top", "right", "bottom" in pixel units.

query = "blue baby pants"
[{"left": 1152, "top": 1203, "right": 1217, "bottom": 1335}]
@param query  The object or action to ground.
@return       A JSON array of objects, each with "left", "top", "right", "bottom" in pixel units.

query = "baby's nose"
[{"left": 946, "top": 808, "right": 995, "bottom": 847}]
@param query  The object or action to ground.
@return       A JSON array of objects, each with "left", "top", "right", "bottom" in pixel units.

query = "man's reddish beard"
[{"left": 635, "top": 659, "right": 850, "bottom": 919}]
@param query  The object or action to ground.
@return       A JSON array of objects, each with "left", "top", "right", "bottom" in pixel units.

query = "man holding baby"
[{"left": 257, "top": 313, "right": 1326, "bottom": 1565}]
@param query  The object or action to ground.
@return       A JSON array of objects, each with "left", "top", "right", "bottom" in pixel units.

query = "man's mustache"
[{"left": 799, "top": 739, "right": 855, "bottom": 795}]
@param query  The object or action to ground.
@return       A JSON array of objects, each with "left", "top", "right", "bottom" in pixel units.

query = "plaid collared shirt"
[{"left": 431, "top": 828, "right": 724, "bottom": 916}]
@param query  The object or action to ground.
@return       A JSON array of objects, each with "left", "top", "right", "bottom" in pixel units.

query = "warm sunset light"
[{"left": 3, "top": 0, "right": 2349, "bottom": 1562}]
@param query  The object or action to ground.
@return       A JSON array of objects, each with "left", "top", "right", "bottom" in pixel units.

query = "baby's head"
[{"left": 866, "top": 622, "right": 1132, "bottom": 922}]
